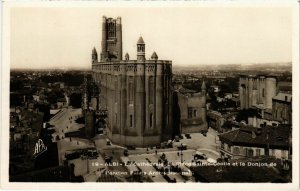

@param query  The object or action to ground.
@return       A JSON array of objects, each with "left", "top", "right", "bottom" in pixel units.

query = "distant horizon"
[{"left": 10, "top": 61, "right": 292, "bottom": 71}]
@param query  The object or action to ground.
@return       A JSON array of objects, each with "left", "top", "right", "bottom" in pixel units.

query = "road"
[{"left": 49, "top": 108, "right": 220, "bottom": 182}]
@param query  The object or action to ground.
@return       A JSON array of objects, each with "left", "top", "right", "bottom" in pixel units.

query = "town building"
[
  {"left": 239, "top": 75, "right": 277, "bottom": 110},
  {"left": 176, "top": 81, "right": 208, "bottom": 134},
  {"left": 218, "top": 125, "right": 291, "bottom": 160},
  {"left": 91, "top": 16, "right": 173, "bottom": 147},
  {"left": 207, "top": 111, "right": 224, "bottom": 132},
  {"left": 239, "top": 75, "right": 292, "bottom": 127},
  {"left": 272, "top": 92, "right": 292, "bottom": 125}
]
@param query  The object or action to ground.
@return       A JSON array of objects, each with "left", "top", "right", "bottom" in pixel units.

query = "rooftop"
[
  {"left": 137, "top": 36, "right": 145, "bottom": 44},
  {"left": 273, "top": 92, "right": 292, "bottom": 103},
  {"left": 219, "top": 125, "right": 291, "bottom": 149},
  {"left": 190, "top": 156, "right": 289, "bottom": 182}
]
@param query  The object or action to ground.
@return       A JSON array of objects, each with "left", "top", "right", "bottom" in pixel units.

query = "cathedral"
[{"left": 91, "top": 16, "right": 173, "bottom": 147}]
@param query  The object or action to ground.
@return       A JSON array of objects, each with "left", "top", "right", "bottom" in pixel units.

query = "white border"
[{"left": 1, "top": 1, "right": 299, "bottom": 191}]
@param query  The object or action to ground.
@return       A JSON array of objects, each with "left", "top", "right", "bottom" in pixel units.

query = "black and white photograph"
[{"left": 1, "top": 1, "right": 299, "bottom": 190}]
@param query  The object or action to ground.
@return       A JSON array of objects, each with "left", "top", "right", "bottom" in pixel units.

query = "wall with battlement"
[{"left": 92, "top": 61, "right": 173, "bottom": 147}]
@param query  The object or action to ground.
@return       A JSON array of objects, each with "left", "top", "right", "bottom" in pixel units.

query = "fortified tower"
[
  {"left": 91, "top": 16, "right": 173, "bottom": 147},
  {"left": 239, "top": 75, "right": 278, "bottom": 110},
  {"left": 101, "top": 16, "right": 122, "bottom": 61}
]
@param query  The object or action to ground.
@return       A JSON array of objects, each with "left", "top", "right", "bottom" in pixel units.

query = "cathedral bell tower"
[
  {"left": 101, "top": 16, "right": 122, "bottom": 61},
  {"left": 137, "top": 36, "right": 145, "bottom": 62}
]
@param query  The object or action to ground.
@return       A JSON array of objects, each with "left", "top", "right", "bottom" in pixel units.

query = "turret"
[
  {"left": 92, "top": 47, "right": 98, "bottom": 63},
  {"left": 137, "top": 36, "right": 145, "bottom": 62},
  {"left": 151, "top": 51, "right": 158, "bottom": 61},
  {"left": 116, "top": 17, "right": 122, "bottom": 61},
  {"left": 125, "top": 52, "right": 129, "bottom": 61}
]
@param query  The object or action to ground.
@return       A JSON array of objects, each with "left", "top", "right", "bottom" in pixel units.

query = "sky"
[{"left": 10, "top": 6, "right": 292, "bottom": 69}]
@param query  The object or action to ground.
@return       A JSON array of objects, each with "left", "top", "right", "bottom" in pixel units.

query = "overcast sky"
[{"left": 10, "top": 6, "right": 292, "bottom": 69}]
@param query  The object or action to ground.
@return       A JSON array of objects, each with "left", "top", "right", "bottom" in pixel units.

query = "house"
[
  {"left": 272, "top": 92, "right": 292, "bottom": 125},
  {"left": 207, "top": 111, "right": 224, "bottom": 132},
  {"left": 57, "top": 98, "right": 67, "bottom": 109},
  {"left": 218, "top": 125, "right": 291, "bottom": 160},
  {"left": 177, "top": 83, "right": 207, "bottom": 134}
]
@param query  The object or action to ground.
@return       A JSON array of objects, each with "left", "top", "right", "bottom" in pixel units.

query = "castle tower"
[
  {"left": 265, "top": 76, "right": 277, "bottom": 109},
  {"left": 137, "top": 36, "right": 145, "bottom": 62},
  {"left": 101, "top": 16, "right": 122, "bottom": 61},
  {"left": 92, "top": 47, "right": 98, "bottom": 63}
]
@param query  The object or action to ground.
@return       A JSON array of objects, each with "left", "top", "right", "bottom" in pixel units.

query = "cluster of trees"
[
  {"left": 69, "top": 93, "right": 82, "bottom": 108},
  {"left": 40, "top": 73, "right": 85, "bottom": 86},
  {"left": 235, "top": 108, "right": 260, "bottom": 122}
]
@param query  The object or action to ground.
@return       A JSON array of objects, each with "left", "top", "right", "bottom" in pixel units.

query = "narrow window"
[
  {"left": 129, "top": 77, "right": 133, "bottom": 104},
  {"left": 130, "top": 115, "right": 133, "bottom": 127},
  {"left": 262, "top": 88, "right": 265, "bottom": 97},
  {"left": 194, "top": 110, "right": 197, "bottom": 117},
  {"left": 150, "top": 113, "right": 153, "bottom": 128},
  {"left": 149, "top": 77, "right": 154, "bottom": 104},
  {"left": 188, "top": 107, "right": 193, "bottom": 119}
]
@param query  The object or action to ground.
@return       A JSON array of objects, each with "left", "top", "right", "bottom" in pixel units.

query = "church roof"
[{"left": 137, "top": 36, "right": 145, "bottom": 44}]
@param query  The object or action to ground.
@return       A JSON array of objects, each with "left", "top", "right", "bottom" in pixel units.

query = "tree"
[
  {"left": 70, "top": 93, "right": 82, "bottom": 108},
  {"left": 236, "top": 108, "right": 260, "bottom": 122}
]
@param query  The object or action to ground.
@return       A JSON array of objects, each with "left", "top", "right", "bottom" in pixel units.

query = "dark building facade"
[
  {"left": 176, "top": 81, "right": 208, "bottom": 134},
  {"left": 272, "top": 93, "right": 292, "bottom": 125},
  {"left": 92, "top": 16, "right": 173, "bottom": 147},
  {"left": 239, "top": 75, "right": 277, "bottom": 110}
]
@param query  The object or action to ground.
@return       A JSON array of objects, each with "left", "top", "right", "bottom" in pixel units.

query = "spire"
[
  {"left": 125, "top": 52, "right": 130, "bottom": 61},
  {"left": 151, "top": 51, "right": 158, "bottom": 60},
  {"left": 92, "top": 47, "right": 97, "bottom": 54},
  {"left": 92, "top": 47, "right": 98, "bottom": 63},
  {"left": 201, "top": 80, "right": 206, "bottom": 90},
  {"left": 137, "top": 36, "right": 145, "bottom": 62},
  {"left": 137, "top": 36, "right": 145, "bottom": 44}
]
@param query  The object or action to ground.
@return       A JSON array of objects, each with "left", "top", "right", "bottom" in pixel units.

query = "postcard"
[{"left": 1, "top": 1, "right": 299, "bottom": 191}]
